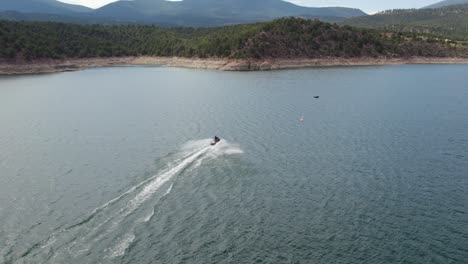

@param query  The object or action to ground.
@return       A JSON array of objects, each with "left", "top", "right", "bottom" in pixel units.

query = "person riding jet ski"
[{"left": 211, "top": 136, "right": 221, "bottom": 146}]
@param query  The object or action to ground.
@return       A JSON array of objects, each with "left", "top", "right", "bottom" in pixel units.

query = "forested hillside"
[
  {"left": 1, "top": 18, "right": 467, "bottom": 61},
  {"left": 424, "top": 0, "right": 468, "bottom": 8},
  {"left": 342, "top": 4, "right": 468, "bottom": 40}
]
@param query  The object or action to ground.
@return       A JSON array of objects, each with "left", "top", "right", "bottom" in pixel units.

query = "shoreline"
[{"left": 1, "top": 56, "right": 468, "bottom": 75}]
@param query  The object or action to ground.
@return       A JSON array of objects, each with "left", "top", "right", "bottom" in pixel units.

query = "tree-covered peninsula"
[{"left": 1, "top": 17, "right": 467, "bottom": 71}]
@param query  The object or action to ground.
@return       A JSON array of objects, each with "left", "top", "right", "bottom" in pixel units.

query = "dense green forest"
[
  {"left": 1, "top": 17, "right": 467, "bottom": 61},
  {"left": 342, "top": 4, "right": 468, "bottom": 40}
]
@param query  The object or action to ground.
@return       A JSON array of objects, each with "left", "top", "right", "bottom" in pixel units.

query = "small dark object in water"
[
  {"left": 211, "top": 136, "right": 221, "bottom": 146},
  {"left": 314, "top": 96, "right": 320, "bottom": 99}
]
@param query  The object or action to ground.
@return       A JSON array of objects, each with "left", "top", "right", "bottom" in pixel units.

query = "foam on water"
[
  {"left": 143, "top": 183, "right": 174, "bottom": 223},
  {"left": 107, "top": 233, "right": 135, "bottom": 259},
  {"left": 106, "top": 139, "right": 242, "bottom": 258},
  {"left": 19, "top": 139, "right": 242, "bottom": 262}
]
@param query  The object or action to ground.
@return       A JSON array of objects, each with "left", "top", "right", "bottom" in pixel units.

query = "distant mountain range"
[
  {"left": 424, "top": 0, "right": 468, "bottom": 8},
  {"left": 0, "top": 0, "right": 91, "bottom": 14},
  {"left": 342, "top": 4, "right": 468, "bottom": 40},
  {"left": 0, "top": 0, "right": 366, "bottom": 27}
]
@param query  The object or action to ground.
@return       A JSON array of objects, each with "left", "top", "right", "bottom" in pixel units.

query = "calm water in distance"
[{"left": 0, "top": 65, "right": 467, "bottom": 263}]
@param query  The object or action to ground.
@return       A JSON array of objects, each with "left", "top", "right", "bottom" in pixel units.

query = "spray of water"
[{"left": 18, "top": 139, "right": 242, "bottom": 263}]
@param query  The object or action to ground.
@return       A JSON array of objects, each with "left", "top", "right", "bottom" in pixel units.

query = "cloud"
[{"left": 58, "top": 0, "right": 118, "bottom": 9}]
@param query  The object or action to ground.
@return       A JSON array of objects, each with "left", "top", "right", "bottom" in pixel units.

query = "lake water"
[{"left": 0, "top": 65, "right": 467, "bottom": 264}]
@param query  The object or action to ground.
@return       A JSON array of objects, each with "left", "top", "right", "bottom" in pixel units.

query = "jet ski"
[
  {"left": 211, "top": 136, "right": 221, "bottom": 146},
  {"left": 314, "top": 96, "right": 320, "bottom": 99}
]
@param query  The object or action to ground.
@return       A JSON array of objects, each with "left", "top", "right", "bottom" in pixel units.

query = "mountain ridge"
[
  {"left": 424, "top": 0, "right": 468, "bottom": 8},
  {"left": 0, "top": 0, "right": 366, "bottom": 26},
  {"left": 342, "top": 4, "right": 468, "bottom": 40},
  {"left": 0, "top": 0, "right": 91, "bottom": 14}
]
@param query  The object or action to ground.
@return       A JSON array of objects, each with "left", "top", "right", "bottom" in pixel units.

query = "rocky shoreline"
[{"left": 1, "top": 56, "right": 468, "bottom": 75}]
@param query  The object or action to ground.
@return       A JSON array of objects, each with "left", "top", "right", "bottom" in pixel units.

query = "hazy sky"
[
  {"left": 59, "top": 0, "right": 440, "bottom": 13},
  {"left": 289, "top": 0, "right": 438, "bottom": 13}
]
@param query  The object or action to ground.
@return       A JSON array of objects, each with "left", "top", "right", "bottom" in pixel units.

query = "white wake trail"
[
  {"left": 127, "top": 146, "right": 209, "bottom": 213},
  {"left": 80, "top": 146, "right": 211, "bottom": 258},
  {"left": 105, "top": 145, "right": 214, "bottom": 258},
  {"left": 20, "top": 139, "right": 242, "bottom": 263},
  {"left": 143, "top": 183, "right": 174, "bottom": 223}
]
